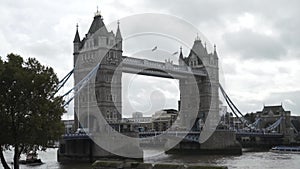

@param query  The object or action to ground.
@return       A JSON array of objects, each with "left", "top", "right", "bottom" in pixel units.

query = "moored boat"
[
  {"left": 270, "top": 146, "right": 300, "bottom": 154},
  {"left": 19, "top": 150, "right": 43, "bottom": 165}
]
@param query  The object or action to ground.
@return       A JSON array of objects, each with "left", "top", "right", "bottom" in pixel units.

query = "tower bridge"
[
  {"left": 57, "top": 9, "right": 300, "bottom": 162},
  {"left": 58, "top": 10, "right": 241, "bottom": 162},
  {"left": 71, "top": 10, "right": 220, "bottom": 132}
]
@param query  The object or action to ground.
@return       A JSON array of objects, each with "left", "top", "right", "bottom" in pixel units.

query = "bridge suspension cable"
[
  {"left": 219, "top": 85, "right": 284, "bottom": 131},
  {"left": 291, "top": 120, "right": 299, "bottom": 135},
  {"left": 62, "top": 63, "right": 100, "bottom": 107},
  {"left": 266, "top": 117, "right": 283, "bottom": 131},
  {"left": 219, "top": 84, "right": 250, "bottom": 128},
  {"left": 249, "top": 118, "right": 262, "bottom": 128},
  {"left": 55, "top": 68, "right": 74, "bottom": 94}
]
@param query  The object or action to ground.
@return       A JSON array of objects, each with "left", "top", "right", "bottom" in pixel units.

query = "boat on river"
[
  {"left": 19, "top": 150, "right": 43, "bottom": 166},
  {"left": 270, "top": 146, "right": 300, "bottom": 154}
]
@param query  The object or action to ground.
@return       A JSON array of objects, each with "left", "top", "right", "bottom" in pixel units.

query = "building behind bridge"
[
  {"left": 151, "top": 109, "right": 178, "bottom": 131},
  {"left": 256, "top": 105, "right": 291, "bottom": 133},
  {"left": 247, "top": 105, "right": 299, "bottom": 144},
  {"left": 116, "top": 109, "right": 178, "bottom": 132}
]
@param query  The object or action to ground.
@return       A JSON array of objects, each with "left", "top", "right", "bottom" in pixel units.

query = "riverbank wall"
[{"left": 92, "top": 160, "right": 228, "bottom": 169}]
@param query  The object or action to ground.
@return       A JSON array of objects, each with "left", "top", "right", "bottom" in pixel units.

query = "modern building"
[
  {"left": 126, "top": 112, "right": 152, "bottom": 132},
  {"left": 122, "top": 110, "right": 178, "bottom": 132},
  {"left": 62, "top": 120, "right": 75, "bottom": 134},
  {"left": 129, "top": 112, "right": 152, "bottom": 123},
  {"left": 152, "top": 109, "right": 178, "bottom": 131}
]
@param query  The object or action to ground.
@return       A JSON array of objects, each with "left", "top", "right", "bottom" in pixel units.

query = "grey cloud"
[
  {"left": 0, "top": 0, "right": 82, "bottom": 80},
  {"left": 122, "top": 73, "right": 179, "bottom": 117},
  {"left": 223, "top": 29, "right": 287, "bottom": 60},
  {"left": 141, "top": 0, "right": 299, "bottom": 26},
  {"left": 232, "top": 91, "right": 300, "bottom": 116},
  {"left": 1, "top": 0, "right": 300, "bottom": 117},
  {"left": 278, "top": 67, "right": 291, "bottom": 74},
  {"left": 222, "top": 62, "right": 237, "bottom": 75},
  {"left": 265, "top": 91, "right": 300, "bottom": 115},
  {"left": 275, "top": 17, "right": 300, "bottom": 51},
  {"left": 143, "top": 0, "right": 300, "bottom": 60},
  {"left": 234, "top": 99, "right": 263, "bottom": 114},
  {"left": 142, "top": 0, "right": 249, "bottom": 24}
]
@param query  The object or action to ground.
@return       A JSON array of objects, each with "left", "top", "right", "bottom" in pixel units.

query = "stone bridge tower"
[
  {"left": 73, "top": 10, "right": 123, "bottom": 130},
  {"left": 179, "top": 37, "right": 219, "bottom": 130}
]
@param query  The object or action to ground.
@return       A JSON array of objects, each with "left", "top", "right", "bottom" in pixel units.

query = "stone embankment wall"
[{"left": 92, "top": 160, "right": 228, "bottom": 169}]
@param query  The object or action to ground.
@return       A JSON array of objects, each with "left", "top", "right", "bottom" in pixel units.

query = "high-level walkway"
[{"left": 122, "top": 56, "right": 207, "bottom": 79}]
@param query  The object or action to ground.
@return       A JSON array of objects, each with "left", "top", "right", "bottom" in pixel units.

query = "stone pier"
[
  {"left": 166, "top": 130, "right": 242, "bottom": 155},
  {"left": 57, "top": 135, "right": 143, "bottom": 163}
]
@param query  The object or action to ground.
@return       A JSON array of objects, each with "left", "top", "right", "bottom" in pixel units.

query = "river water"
[{"left": 2, "top": 148, "right": 300, "bottom": 169}]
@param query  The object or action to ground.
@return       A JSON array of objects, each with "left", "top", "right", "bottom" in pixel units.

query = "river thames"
[{"left": 2, "top": 148, "right": 300, "bottom": 169}]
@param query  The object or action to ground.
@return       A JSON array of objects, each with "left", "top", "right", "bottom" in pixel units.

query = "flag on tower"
[
  {"left": 152, "top": 46, "right": 157, "bottom": 51},
  {"left": 172, "top": 51, "right": 178, "bottom": 56}
]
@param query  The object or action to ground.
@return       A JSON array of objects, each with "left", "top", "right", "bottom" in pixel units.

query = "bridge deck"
[
  {"left": 62, "top": 133, "right": 92, "bottom": 140},
  {"left": 236, "top": 131, "right": 283, "bottom": 138},
  {"left": 122, "top": 56, "right": 207, "bottom": 78}
]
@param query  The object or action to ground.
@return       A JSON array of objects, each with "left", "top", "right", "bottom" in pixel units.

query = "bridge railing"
[{"left": 236, "top": 130, "right": 283, "bottom": 136}]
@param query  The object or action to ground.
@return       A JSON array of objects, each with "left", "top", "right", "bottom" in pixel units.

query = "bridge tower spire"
[
  {"left": 213, "top": 44, "right": 218, "bottom": 58},
  {"left": 115, "top": 20, "right": 123, "bottom": 50},
  {"left": 179, "top": 46, "right": 185, "bottom": 66},
  {"left": 73, "top": 23, "right": 80, "bottom": 67}
]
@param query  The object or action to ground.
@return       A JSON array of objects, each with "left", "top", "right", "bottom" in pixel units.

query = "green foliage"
[{"left": 0, "top": 53, "right": 65, "bottom": 168}]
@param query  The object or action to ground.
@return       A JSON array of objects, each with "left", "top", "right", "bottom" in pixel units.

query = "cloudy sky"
[{"left": 1, "top": 0, "right": 300, "bottom": 118}]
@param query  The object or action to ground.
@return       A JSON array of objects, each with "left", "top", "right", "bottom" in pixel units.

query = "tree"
[{"left": 0, "top": 53, "right": 65, "bottom": 169}]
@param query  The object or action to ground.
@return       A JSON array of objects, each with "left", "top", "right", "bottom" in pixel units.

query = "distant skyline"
[{"left": 1, "top": 0, "right": 299, "bottom": 119}]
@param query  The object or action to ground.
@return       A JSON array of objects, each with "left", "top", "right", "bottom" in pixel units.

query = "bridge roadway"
[
  {"left": 62, "top": 133, "right": 92, "bottom": 140},
  {"left": 122, "top": 56, "right": 207, "bottom": 79},
  {"left": 235, "top": 130, "right": 285, "bottom": 148},
  {"left": 61, "top": 131, "right": 201, "bottom": 143},
  {"left": 62, "top": 130, "right": 283, "bottom": 142},
  {"left": 138, "top": 130, "right": 284, "bottom": 142},
  {"left": 235, "top": 131, "right": 283, "bottom": 138}
]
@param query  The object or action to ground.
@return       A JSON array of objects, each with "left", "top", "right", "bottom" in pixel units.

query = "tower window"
[
  {"left": 94, "top": 38, "right": 99, "bottom": 46},
  {"left": 109, "top": 51, "right": 114, "bottom": 58}
]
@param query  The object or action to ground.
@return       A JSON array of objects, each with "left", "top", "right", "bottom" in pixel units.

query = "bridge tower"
[
  {"left": 179, "top": 37, "right": 219, "bottom": 130},
  {"left": 72, "top": 9, "right": 123, "bottom": 130}
]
